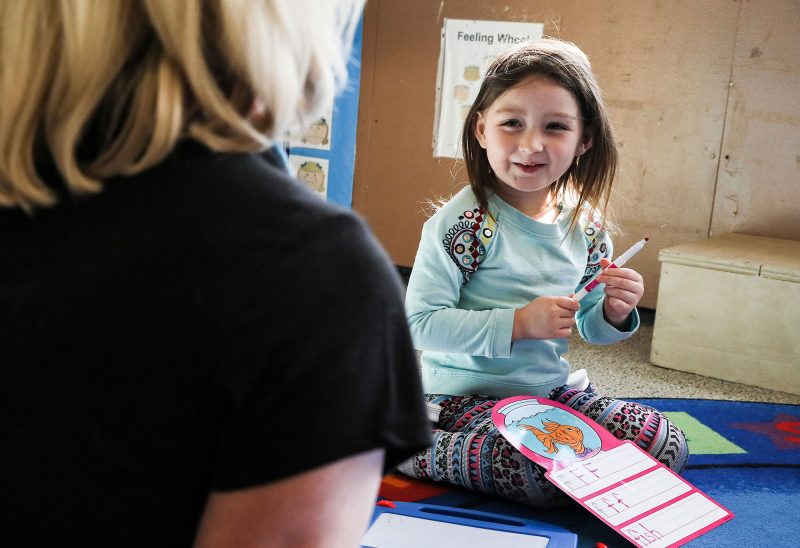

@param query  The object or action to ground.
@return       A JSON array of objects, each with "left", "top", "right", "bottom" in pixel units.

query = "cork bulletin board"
[{"left": 353, "top": 0, "right": 799, "bottom": 308}]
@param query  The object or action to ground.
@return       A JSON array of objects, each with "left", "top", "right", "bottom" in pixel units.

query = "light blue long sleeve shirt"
[{"left": 405, "top": 187, "right": 639, "bottom": 398}]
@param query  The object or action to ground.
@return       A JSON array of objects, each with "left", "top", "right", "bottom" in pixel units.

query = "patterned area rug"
[{"left": 378, "top": 399, "right": 800, "bottom": 547}]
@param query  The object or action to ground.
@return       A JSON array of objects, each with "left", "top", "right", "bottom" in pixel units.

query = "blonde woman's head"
[{"left": 0, "top": 0, "right": 363, "bottom": 210}]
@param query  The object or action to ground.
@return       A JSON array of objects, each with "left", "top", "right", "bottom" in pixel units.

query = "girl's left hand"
[{"left": 597, "top": 257, "right": 644, "bottom": 329}]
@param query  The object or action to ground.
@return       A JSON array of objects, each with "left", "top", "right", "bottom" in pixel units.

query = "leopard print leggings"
[{"left": 396, "top": 385, "right": 689, "bottom": 508}]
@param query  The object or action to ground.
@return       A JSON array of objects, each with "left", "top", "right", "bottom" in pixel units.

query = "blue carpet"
[{"left": 380, "top": 399, "right": 800, "bottom": 547}]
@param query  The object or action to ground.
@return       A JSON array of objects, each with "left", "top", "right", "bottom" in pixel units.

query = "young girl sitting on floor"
[{"left": 400, "top": 38, "right": 688, "bottom": 507}]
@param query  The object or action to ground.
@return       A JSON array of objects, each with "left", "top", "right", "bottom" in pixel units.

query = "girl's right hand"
[{"left": 512, "top": 295, "right": 580, "bottom": 341}]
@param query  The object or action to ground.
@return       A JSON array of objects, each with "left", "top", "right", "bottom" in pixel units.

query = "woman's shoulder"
[
  {"left": 165, "top": 140, "right": 349, "bottom": 226},
  {"left": 170, "top": 143, "right": 402, "bottom": 302},
  {"left": 132, "top": 140, "right": 380, "bottom": 268}
]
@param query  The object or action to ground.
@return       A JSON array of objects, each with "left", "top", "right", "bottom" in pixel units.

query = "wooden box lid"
[{"left": 658, "top": 233, "right": 800, "bottom": 283}]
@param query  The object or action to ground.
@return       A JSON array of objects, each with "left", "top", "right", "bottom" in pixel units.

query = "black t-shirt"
[{"left": 0, "top": 142, "right": 431, "bottom": 546}]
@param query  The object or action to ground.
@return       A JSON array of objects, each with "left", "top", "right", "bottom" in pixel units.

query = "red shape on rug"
[{"left": 732, "top": 413, "right": 800, "bottom": 450}]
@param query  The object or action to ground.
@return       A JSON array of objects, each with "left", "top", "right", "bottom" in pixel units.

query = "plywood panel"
[
  {"left": 710, "top": 0, "right": 800, "bottom": 240},
  {"left": 354, "top": 0, "right": 740, "bottom": 307}
]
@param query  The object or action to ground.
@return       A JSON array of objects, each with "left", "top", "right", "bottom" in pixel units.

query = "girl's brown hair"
[{"left": 461, "top": 38, "right": 617, "bottom": 229}]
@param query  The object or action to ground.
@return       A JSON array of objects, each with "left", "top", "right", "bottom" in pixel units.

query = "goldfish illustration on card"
[
  {"left": 493, "top": 398, "right": 604, "bottom": 468},
  {"left": 518, "top": 420, "right": 601, "bottom": 459}
]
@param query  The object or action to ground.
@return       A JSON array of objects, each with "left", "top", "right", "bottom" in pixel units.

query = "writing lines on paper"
[
  {"left": 586, "top": 468, "right": 691, "bottom": 526},
  {"left": 621, "top": 492, "right": 729, "bottom": 548},
  {"left": 549, "top": 443, "right": 657, "bottom": 499}
]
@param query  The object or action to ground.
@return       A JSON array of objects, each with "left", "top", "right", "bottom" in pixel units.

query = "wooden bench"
[{"left": 651, "top": 233, "right": 800, "bottom": 395}]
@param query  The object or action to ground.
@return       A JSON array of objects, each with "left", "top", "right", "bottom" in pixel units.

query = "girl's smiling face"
[{"left": 475, "top": 75, "right": 591, "bottom": 218}]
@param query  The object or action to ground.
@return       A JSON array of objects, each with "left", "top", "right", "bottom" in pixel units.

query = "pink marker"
[{"left": 573, "top": 237, "right": 649, "bottom": 301}]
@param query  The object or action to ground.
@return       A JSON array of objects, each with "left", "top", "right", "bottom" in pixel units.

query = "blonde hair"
[{"left": 0, "top": 0, "right": 363, "bottom": 210}]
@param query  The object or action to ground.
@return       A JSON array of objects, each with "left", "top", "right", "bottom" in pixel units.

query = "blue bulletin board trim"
[{"left": 288, "top": 17, "right": 363, "bottom": 209}]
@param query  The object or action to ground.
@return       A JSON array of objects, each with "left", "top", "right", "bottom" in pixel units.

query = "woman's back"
[{"left": 1, "top": 142, "right": 429, "bottom": 545}]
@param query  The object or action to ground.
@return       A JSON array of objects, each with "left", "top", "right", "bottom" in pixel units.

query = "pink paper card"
[{"left": 492, "top": 396, "right": 733, "bottom": 547}]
